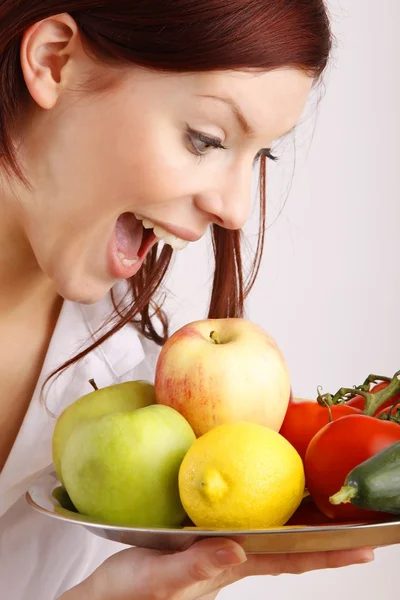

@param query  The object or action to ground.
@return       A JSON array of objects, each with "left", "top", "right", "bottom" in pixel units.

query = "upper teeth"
[{"left": 135, "top": 215, "right": 189, "bottom": 250}]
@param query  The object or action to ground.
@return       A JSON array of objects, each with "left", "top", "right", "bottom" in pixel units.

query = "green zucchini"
[{"left": 329, "top": 441, "right": 400, "bottom": 514}]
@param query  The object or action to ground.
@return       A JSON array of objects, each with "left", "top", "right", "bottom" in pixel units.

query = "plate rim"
[{"left": 25, "top": 473, "right": 400, "bottom": 537}]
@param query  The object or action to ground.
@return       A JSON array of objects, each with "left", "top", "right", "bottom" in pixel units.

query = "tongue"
[{"left": 115, "top": 213, "right": 143, "bottom": 260}]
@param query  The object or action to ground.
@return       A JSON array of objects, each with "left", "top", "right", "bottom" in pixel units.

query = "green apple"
[
  {"left": 61, "top": 404, "right": 196, "bottom": 527},
  {"left": 52, "top": 380, "right": 156, "bottom": 485}
]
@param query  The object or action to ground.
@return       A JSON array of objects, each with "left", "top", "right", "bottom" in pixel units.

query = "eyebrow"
[
  {"left": 196, "top": 94, "right": 255, "bottom": 136},
  {"left": 197, "top": 93, "right": 296, "bottom": 157}
]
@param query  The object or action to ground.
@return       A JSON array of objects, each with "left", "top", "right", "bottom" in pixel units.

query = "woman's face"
[{"left": 13, "top": 18, "right": 313, "bottom": 304}]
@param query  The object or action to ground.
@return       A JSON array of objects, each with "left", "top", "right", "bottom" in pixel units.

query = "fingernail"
[
  {"left": 360, "top": 550, "right": 375, "bottom": 563},
  {"left": 215, "top": 547, "right": 247, "bottom": 566}
]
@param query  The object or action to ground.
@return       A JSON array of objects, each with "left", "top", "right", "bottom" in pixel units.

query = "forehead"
[{"left": 192, "top": 69, "right": 314, "bottom": 142}]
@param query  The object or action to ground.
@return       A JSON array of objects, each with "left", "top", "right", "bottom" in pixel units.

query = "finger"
[
  {"left": 147, "top": 538, "right": 247, "bottom": 595},
  {"left": 89, "top": 540, "right": 247, "bottom": 600},
  {"left": 238, "top": 547, "right": 375, "bottom": 577}
]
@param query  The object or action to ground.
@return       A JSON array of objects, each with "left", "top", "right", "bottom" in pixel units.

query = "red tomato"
[
  {"left": 305, "top": 414, "right": 400, "bottom": 521},
  {"left": 376, "top": 404, "right": 400, "bottom": 421},
  {"left": 279, "top": 401, "right": 360, "bottom": 462},
  {"left": 346, "top": 394, "right": 366, "bottom": 411},
  {"left": 286, "top": 495, "right": 330, "bottom": 527},
  {"left": 347, "top": 381, "right": 400, "bottom": 414}
]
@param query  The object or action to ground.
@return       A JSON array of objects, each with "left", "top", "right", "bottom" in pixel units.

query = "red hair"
[{"left": 0, "top": 1, "right": 332, "bottom": 370}]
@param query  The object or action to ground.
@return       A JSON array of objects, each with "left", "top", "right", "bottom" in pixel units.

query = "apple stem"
[
  {"left": 89, "top": 379, "right": 99, "bottom": 391},
  {"left": 210, "top": 331, "right": 221, "bottom": 345}
]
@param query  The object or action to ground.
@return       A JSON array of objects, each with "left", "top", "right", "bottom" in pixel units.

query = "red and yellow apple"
[{"left": 154, "top": 318, "right": 291, "bottom": 437}]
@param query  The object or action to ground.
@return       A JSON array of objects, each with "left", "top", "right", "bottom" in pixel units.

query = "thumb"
[{"left": 151, "top": 538, "right": 247, "bottom": 594}]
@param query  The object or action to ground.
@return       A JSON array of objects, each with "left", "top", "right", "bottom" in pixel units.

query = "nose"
[{"left": 193, "top": 167, "right": 253, "bottom": 230}]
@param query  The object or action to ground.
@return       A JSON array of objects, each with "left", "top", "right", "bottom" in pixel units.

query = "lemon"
[{"left": 178, "top": 421, "right": 305, "bottom": 529}]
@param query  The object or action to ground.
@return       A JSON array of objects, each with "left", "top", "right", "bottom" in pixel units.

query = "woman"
[{"left": 0, "top": 1, "right": 375, "bottom": 599}]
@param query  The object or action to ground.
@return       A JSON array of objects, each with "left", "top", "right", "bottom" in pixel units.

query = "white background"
[{"left": 163, "top": 0, "right": 399, "bottom": 598}]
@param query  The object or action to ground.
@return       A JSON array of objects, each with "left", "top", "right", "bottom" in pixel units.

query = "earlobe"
[{"left": 20, "top": 14, "right": 79, "bottom": 110}]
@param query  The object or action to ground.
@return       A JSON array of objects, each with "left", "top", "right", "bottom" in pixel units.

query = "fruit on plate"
[
  {"left": 155, "top": 318, "right": 291, "bottom": 437},
  {"left": 319, "top": 370, "right": 400, "bottom": 416},
  {"left": 346, "top": 380, "right": 400, "bottom": 415},
  {"left": 52, "top": 379, "right": 155, "bottom": 485},
  {"left": 61, "top": 404, "right": 196, "bottom": 527},
  {"left": 178, "top": 421, "right": 305, "bottom": 529},
  {"left": 329, "top": 441, "right": 400, "bottom": 515},
  {"left": 305, "top": 414, "right": 400, "bottom": 521},
  {"left": 280, "top": 372, "right": 400, "bottom": 464},
  {"left": 279, "top": 400, "right": 360, "bottom": 462},
  {"left": 286, "top": 494, "right": 331, "bottom": 527},
  {"left": 376, "top": 404, "right": 400, "bottom": 424}
]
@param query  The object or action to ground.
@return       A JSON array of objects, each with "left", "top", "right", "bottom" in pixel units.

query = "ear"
[{"left": 20, "top": 14, "right": 82, "bottom": 110}]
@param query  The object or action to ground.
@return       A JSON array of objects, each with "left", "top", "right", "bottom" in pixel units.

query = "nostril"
[
  {"left": 212, "top": 215, "right": 225, "bottom": 227},
  {"left": 193, "top": 192, "right": 225, "bottom": 227}
]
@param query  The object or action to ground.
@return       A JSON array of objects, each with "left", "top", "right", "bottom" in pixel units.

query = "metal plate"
[{"left": 26, "top": 472, "right": 400, "bottom": 554}]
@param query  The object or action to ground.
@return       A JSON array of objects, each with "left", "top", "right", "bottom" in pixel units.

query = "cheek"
[
  {"left": 114, "top": 127, "right": 197, "bottom": 202},
  {"left": 22, "top": 188, "right": 116, "bottom": 303}
]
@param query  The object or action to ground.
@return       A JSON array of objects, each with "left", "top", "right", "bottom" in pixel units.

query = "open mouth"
[
  {"left": 110, "top": 212, "right": 191, "bottom": 280},
  {"left": 114, "top": 213, "right": 157, "bottom": 268}
]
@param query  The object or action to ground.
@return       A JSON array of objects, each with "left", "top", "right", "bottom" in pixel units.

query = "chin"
[{"left": 55, "top": 272, "right": 116, "bottom": 306}]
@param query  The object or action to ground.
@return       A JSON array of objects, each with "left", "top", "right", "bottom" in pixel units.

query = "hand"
[{"left": 61, "top": 538, "right": 374, "bottom": 600}]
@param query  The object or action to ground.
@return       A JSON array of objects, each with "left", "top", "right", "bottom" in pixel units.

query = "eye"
[{"left": 186, "top": 127, "right": 227, "bottom": 156}]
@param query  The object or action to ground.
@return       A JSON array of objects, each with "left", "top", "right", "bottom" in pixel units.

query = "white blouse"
[{"left": 0, "top": 291, "right": 161, "bottom": 599}]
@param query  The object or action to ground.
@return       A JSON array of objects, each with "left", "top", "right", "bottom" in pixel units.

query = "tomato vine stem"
[{"left": 316, "top": 370, "right": 400, "bottom": 417}]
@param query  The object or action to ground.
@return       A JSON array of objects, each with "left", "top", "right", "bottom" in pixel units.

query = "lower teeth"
[
  {"left": 123, "top": 258, "right": 139, "bottom": 267},
  {"left": 118, "top": 252, "right": 139, "bottom": 267}
]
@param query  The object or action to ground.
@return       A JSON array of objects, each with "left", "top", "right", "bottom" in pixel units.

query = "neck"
[{"left": 0, "top": 177, "right": 59, "bottom": 315}]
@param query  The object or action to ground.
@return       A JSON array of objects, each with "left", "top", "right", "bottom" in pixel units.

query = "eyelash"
[
  {"left": 186, "top": 127, "right": 279, "bottom": 163},
  {"left": 186, "top": 128, "right": 228, "bottom": 157}
]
